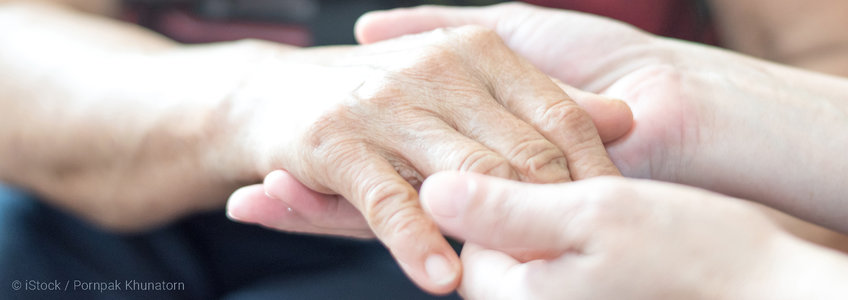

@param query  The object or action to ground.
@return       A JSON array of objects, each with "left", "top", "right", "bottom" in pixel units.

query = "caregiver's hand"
[
  {"left": 229, "top": 26, "right": 627, "bottom": 294},
  {"left": 419, "top": 172, "right": 848, "bottom": 300},
  {"left": 355, "top": 3, "right": 848, "bottom": 232}
]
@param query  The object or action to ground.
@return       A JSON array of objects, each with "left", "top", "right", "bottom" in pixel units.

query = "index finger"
[{"left": 315, "top": 149, "right": 462, "bottom": 295}]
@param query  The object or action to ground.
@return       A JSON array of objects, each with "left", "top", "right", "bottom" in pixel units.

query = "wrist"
[
  {"left": 102, "top": 40, "right": 295, "bottom": 220},
  {"left": 190, "top": 40, "right": 300, "bottom": 196},
  {"left": 219, "top": 44, "right": 364, "bottom": 183},
  {"left": 651, "top": 40, "right": 848, "bottom": 231}
]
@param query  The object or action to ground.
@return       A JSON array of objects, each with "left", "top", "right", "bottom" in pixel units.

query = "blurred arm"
[
  {"left": 709, "top": 0, "right": 848, "bottom": 76},
  {"left": 0, "top": 1, "right": 266, "bottom": 231}
]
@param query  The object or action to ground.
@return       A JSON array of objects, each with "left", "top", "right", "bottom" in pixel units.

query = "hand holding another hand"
[
  {"left": 355, "top": 3, "right": 848, "bottom": 231},
  {"left": 226, "top": 25, "right": 630, "bottom": 293}
]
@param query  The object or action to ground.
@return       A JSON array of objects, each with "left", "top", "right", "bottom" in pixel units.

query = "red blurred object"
[
  {"left": 524, "top": 0, "right": 714, "bottom": 43},
  {"left": 120, "top": 0, "right": 713, "bottom": 46},
  {"left": 158, "top": 10, "right": 311, "bottom": 46},
  {"left": 122, "top": 8, "right": 312, "bottom": 46}
]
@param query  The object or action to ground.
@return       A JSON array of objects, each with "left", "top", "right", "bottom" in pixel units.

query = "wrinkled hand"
[
  {"left": 226, "top": 86, "right": 630, "bottom": 237},
  {"left": 354, "top": 3, "right": 848, "bottom": 231},
  {"left": 229, "top": 3, "right": 686, "bottom": 250},
  {"left": 226, "top": 26, "right": 630, "bottom": 294},
  {"left": 418, "top": 172, "right": 848, "bottom": 300},
  {"left": 354, "top": 2, "right": 690, "bottom": 183}
]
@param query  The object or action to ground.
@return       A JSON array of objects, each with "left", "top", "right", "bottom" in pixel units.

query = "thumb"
[{"left": 419, "top": 171, "right": 601, "bottom": 257}]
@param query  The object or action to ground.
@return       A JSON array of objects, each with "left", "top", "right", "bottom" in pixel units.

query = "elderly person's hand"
[
  {"left": 0, "top": 2, "right": 631, "bottom": 294},
  {"left": 227, "top": 26, "right": 630, "bottom": 293},
  {"left": 228, "top": 82, "right": 629, "bottom": 239},
  {"left": 418, "top": 172, "right": 848, "bottom": 299},
  {"left": 235, "top": 4, "right": 848, "bottom": 293},
  {"left": 353, "top": 3, "right": 848, "bottom": 233}
]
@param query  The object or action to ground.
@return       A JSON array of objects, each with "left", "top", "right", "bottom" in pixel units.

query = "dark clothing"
[{"left": 0, "top": 184, "right": 458, "bottom": 299}]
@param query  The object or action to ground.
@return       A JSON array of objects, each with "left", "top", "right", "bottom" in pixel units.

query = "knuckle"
[
  {"left": 382, "top": 207, "right": 433, "bottom": 243},
  {"left": 538, "top": 101, "right": 596, "bottom": 137},
  {"left": 459, "top": 149, "right": 515, "bottom": 179},
  {"left": 363, "top": 180, "right": 415, "bottom": 220},
  {"left": 507, "top": 138, "right": 567, "bottom": 177},
  {"left": 362, "top": 183, "right": 425, "bottom": 237}
]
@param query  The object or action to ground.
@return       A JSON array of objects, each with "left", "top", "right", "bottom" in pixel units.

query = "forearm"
[
  {"left": 664, "top": 39, "right": 848, "bottom": 232},
  {"left": 0, "top": 2, "right": 267, "bottom": 230}
]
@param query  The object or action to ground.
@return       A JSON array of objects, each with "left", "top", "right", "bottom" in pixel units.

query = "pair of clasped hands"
[{"left": 226, "top": 3, "right": 848, "bottom": 299}]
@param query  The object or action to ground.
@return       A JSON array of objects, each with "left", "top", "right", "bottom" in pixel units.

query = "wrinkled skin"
[
  {"left": 230, "top": 2, "right": 848, "bottom": 295},
  {"left": 229, "top": 24, "right": 627, "bottom": 293},
  {"left": 351, "top": 3, "right": 848, "bottom": 229}
]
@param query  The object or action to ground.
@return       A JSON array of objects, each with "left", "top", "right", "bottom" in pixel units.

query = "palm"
[{"left": 600, "top": 65, "right": 697, "bottom": 181}]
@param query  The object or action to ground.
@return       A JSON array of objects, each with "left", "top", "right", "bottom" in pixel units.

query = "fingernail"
[
  {"left": 425, "top": 254, "right": 457, "bottom": 286},
  {"left": 423, "top": 175, "right": 476, "bottom": 218}
]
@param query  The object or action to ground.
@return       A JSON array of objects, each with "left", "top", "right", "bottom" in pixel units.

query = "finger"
[
  {"left": 439, "top": 97, "right": 572, "bottom": 183},
  {"left": 263, "top": 170, "right": 369, "bottom": 230},
  {"left": 457, "top": 243, "right": 523, "bottom": 300},
  {"left": 226, "top": 184, "right": 374, "bottom": 238},
  {"left": 359, "top": 5, "right": 634, "bottom": 151},
  {"left": 469, "top": 35, "right": 619, "bottom": 178},
  {"left": 355, "top": 5, "right": 498, "bottom": 45},
  {"left": 420, "top": 171, "right": 605, "bottom": 253},
  {"left": 356, "top": 3, "right": 651, "bottom": 89},
  {"left": 227, "top": 184, "right": 290, "bottom": 226},
  {"left": 553, "top": 79, "right": 634, "bottom": 143},
  {"left": 316, "top": 149, "right": 461, "bottom": 294},
  {"left": 387, "top": 116, "right": 569, "bottom": 184}
]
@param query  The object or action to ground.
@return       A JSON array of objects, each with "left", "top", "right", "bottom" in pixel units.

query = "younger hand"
[
  {"left": 354, "top": 2, "right": 848, "bottom": 234},
  {"left": 418, "top": 172, "right": 848, "bottom": 299}
]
